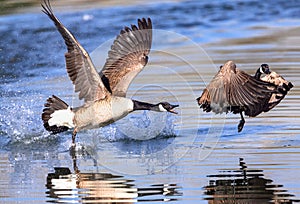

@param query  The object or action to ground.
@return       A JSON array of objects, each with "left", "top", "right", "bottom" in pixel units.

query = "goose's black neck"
[
  {"left": 254, "top": 68, "right": 262, "bottom": 80},
  {"left": 132, "top": 100, "right": 158, "bottom": 111}
]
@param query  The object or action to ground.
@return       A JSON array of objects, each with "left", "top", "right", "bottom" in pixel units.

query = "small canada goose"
[
  {"left": 196, "top": 61, "right": 287, "bottom": 132},
  {"left": 255, "top": 64, "right": 293, "bottom": 112},
  {"left": 41, "top": 0, "right": 178, "bottom": 145}
]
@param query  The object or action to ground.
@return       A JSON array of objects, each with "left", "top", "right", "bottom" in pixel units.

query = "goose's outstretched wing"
[
  {"left": 197, "top": 62, "right": 278, "bottom": 116},
  {"left": 227, "top": 69, "right": 277, "bottom": 116},
  {"left": 100, "top": 18, "right": 152, "bottom": 97},
  {"left": 42, "top": 0, "right": 108, "bottom": 103}
]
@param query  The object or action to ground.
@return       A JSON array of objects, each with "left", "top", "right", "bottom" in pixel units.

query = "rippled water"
[{"left": 1, "top": 0, "right": 300, "bottom": 203}]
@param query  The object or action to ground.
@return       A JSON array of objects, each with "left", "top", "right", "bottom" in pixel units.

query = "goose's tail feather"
[{"left": 42, "top": 95, "right": 75, "bottom": 134}]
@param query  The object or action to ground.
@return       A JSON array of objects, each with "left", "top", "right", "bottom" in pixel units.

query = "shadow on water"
[
  {"left": 45, "top": 149, "right": 182, "bottom": 203},
  {"left": 203, "top": 158, "right": 300, "bottom": 204}
]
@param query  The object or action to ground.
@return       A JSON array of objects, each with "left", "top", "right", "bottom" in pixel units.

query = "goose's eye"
[{"left": 140, "top": 54, "right": 148, "bottom": 65}]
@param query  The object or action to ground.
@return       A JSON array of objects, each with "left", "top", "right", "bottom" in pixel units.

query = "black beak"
[
  {"left": 288, "top": 82, "right": 294, "bottom": 89},
  {"left": 265, "top": 68, "right": 271, "bottom": 74},
  {"left": 168, "top": 104, "right": 179, "bottom": 114}
]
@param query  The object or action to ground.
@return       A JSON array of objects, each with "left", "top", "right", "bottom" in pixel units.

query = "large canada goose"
[
  {"left": 41, "top": 0, "right": 178, "bottom": 145},
  {"left": 196, "top": 61, "right": 291, "bottom": 132}
]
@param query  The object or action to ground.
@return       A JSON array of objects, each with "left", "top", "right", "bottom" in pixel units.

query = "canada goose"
[
  {"left": 41, "top": 0, "right": 179, "bottom": 145},
  {"left": 196, "top": 61, "right": 287, "bottom": 132},
  {"left": 255, "top": 64, "right": 293, "bottom": 112}
]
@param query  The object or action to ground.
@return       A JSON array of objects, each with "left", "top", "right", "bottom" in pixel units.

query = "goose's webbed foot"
[
  {"left": 238, "top": 112, "right": 245, "bottom": 132},
  {"left": 72, "top": 128, "right": 77, "bottom": 147},
  {"left": 238, "top": 119, "right": 245, "bottom": 132}
]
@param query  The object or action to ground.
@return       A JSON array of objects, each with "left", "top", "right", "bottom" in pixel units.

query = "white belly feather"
[{"left": 74, "top": 97, "right": 134, "bottom": 130}]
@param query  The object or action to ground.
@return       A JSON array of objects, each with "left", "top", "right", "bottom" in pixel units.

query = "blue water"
[{"left": 1, "top": 0, "right": 300, "bottom": 203}]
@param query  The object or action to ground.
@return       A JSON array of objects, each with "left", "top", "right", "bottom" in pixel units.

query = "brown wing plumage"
[
  {"left": 197, "top": 61, "right": 278, "bottom": 116},
  {"left": 100, "top": 18, "right": 152, "bottom": 97},
  {"left": 42, "top": 0, "right": 108, "bottom": 103}
]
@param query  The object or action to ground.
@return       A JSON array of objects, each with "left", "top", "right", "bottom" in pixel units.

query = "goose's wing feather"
[
  {"left": 229, "top": 69, "right": 277, "bottom": 116},
  {"left": 42, "top": 0, "right": 108, "bottom": 103},
  {"left": 100, "top": 18, "right": 152, "bottom": 97},
  {"left": 198, "top": 68, "right": 276, "bottom": 115}
]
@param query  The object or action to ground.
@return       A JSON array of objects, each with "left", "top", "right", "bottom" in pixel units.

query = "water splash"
[
  {"left": 84, "top": 111, "right": 178, "bottom": 142},
  {"left": 0, "top": 97, "right": 43, "bottom": 145}
]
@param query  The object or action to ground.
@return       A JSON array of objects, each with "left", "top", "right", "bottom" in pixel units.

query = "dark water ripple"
[
  {"left": 46, "top": 166, "right": 183, "bottom": 203},
  {"left": 204, "top": 158, "right": 300, "bottom": 203}
]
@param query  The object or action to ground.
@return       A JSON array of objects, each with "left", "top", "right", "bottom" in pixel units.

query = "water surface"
[{"left": 1, "top": 0, "right": 300, "bottom": 203}]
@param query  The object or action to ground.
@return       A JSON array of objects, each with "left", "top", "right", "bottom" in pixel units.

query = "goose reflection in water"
[
  {"left": 45, "top": 151, "right": 182, "bottom": 203},
  {"left": 204, "top": 158, "right": 299, "bottom": 204}
]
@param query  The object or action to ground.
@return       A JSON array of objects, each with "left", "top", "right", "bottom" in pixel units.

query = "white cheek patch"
[
  {"left": 260, "top": 66, "right": 264, "bottom": 74},
  {"left": 158, "top": 104, "right": 167, "bottom": 112}
]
